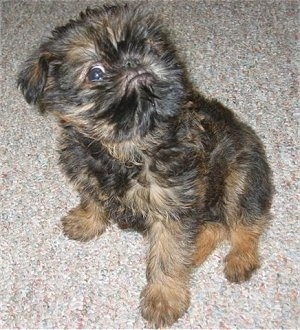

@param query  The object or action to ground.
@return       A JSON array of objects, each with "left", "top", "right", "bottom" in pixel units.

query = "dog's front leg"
[
  {"left": 62, "top": 198, "right": 109, "bottom": 242},
  {"left": 141, "top": 218, "right": 194, "bottom": 327}
]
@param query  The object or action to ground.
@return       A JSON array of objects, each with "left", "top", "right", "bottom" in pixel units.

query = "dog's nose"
[{"left": 125, "top": 58, "right": 140, "bottom": 68}]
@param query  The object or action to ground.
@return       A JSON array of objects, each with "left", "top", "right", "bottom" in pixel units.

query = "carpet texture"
[{"left": 1, "top": 0, "right": 299, "bottom": 328}]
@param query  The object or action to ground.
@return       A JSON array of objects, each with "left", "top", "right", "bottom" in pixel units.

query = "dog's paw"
[
  {"left": 62, "top": 205, "right": 107, "bottom": 242},
  {"left": 140, "top": 283, "right": 190, "bottom": 328},
  {"left": 224, "top": 252, "right": 260, "bottom": 283}
]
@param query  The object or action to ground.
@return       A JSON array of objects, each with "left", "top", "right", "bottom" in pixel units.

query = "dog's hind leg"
[
  {"left": 224, "top": 222, "right": 267, "bottom": 283},
  {"left": 193, "top": 222, "right": 226, "bottom": 266}
]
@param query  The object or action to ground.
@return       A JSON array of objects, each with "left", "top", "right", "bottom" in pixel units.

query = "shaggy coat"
[{"left": 18, "top": 4, "right": 273, "bottom": 327}]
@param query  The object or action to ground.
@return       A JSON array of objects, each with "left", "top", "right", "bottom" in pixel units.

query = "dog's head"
[{"left": 18, "top": 4, "right": 186, "bottom": 142}]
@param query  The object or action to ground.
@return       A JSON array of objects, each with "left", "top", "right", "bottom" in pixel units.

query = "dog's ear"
[{"left": 17, "top": 47, "right": 52, "bottom": 106}]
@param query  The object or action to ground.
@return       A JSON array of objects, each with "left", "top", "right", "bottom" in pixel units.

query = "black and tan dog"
[{"left": 18, "top": 4, "right": 273, "bottom": 327}]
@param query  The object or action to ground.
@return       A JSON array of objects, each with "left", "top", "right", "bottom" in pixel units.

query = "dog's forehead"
[
  {"left": 52, "top": 7, "right": 163, "bottom": 69},
  {"left": 64, "top": 9, "right": 157, "bottom": 50},
  {"left": 63, "top": 33, "right": 98, "bottom": 64}
]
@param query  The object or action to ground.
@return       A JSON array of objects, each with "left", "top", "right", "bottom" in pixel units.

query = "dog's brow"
[
  {"left": 67, "top": 44, "right": 97, "bottom": 62},
  {"left": 106, "top": 26, "right": 118, "bottom": 50}
]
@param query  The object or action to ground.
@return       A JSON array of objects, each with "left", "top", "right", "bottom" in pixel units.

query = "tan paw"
[
  {"left": 140, "top": 283, "right": 190, "bottom": 328},
  {"left": 62, "top": 204, "right": 107, "bottom": 242},
  {"left": 224, "top": 252, "right": 260, "bottom": 283}
]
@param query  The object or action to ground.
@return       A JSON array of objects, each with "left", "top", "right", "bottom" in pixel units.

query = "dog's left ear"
[{"left": 17, "top": 47, "right": 53, "bottom": 106}]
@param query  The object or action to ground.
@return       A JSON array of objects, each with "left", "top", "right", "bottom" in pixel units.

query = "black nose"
[{"left": 125, "top": 58, "right": 140, "bottom": 68}]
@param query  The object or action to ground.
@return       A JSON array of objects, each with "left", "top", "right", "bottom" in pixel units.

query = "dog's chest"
[
  {"left": 121, "top": 163, "right": 181, "bottom": 216},
  {"left": 99, "top": 142, "right": 197, "bottom": 218}
]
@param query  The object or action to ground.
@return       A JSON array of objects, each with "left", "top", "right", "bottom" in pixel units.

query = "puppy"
[{"left": 18, "top": 4, "right": 273, "bottom": 327}]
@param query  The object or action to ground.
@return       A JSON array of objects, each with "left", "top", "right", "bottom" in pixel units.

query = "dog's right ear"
[{"left": 17, "top": 47, "right": 52, "bottom": 106}]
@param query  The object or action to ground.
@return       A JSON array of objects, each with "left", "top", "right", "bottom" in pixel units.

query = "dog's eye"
[{"left": 87, "top": 65, "right": 105, "bottom": 82}]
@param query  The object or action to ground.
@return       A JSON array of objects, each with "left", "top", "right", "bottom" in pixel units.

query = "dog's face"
[{"left": 18, "top": 4, "right": 186, "bottom": 141}]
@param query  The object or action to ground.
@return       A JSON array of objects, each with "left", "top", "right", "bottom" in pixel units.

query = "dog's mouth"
[
  {"left": 125, "top": 69, "right": 153, "bottom": 89},
  {"left": 121, "top": 68, "right": 160, "bottom": 104}
]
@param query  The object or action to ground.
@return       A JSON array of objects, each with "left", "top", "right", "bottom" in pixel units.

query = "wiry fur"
[{"left": 18, "top": 4, "right": 273, "bottom": 327}]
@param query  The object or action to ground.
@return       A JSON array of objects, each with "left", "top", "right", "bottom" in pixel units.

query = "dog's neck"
[{"left": 101, "top": 117, "right": 180, "bottom": 165}]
